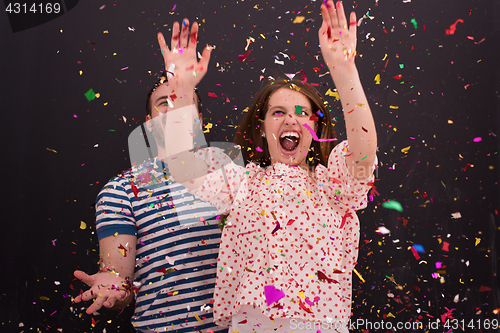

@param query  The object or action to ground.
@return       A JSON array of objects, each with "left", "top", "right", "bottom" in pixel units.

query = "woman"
[{"left": 158, "top": 1, "right": 377, "bottom": 331}]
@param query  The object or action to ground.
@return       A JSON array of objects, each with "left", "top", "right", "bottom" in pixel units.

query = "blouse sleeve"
[
  {"left": 316, "top": 140, "right": 377, "bottom": 211},
  {"left": 190, "top": 146, "right": 248, "bottom": 214}
]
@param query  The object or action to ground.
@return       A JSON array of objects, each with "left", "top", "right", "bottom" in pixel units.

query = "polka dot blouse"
[{"left": 192, "top": 140, "right": 376, "bottom": 327}]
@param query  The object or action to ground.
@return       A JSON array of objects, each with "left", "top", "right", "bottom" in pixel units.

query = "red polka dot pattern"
[{"left": 193, "top": 140, "right": 376, "bottom": 327}]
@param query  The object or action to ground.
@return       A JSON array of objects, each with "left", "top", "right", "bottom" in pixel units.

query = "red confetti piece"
[
  {"left": 118, "top": 244, "right": 128, "bottom": 257},
  {"left": 317, "top": 270, "right": 339, "bottom": 283},
  {"left": 298, "top": 299, "right": 313, "bottom": 313},
  {"left": 309, "top": 114, "right": 319, "bottom": 122},
  {"left": 130, "top": 181, "right": 139, "bottom": 200},
  {"left": 392, "top": 74, "right": 402, "bottom": 79},
  {"left": 445, "top": 19, "right": 464, "bottom": 35},
  {"left": 208, "top": 92, "right": 218, "bottom": 98},
  {"left": 339, "top": 211, "right": 353, "bottom": 229},
  {"left": 411, "top": 246, "right": 420, "bottom": 260},
  {"left": 442, "top": 241, "right": 450, "bottom": 252},
  {"left": 286, "top": 219, "right": 295, "bottom": 226},
  {"left": 238, "top": 49, "right": 252, "bottom": 61}
]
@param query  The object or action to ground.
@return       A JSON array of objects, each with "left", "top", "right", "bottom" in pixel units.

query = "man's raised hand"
[{"left": 157, "top": 19, "right": 212, "bottom": 90}]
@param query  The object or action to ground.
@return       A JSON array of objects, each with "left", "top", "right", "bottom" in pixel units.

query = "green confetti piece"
[
  {"left": 108, "top": 129, "right": 116, "bottom": 132},
  {"left": 410, "top": 18, "right": 417, "bottom": 30},
  {"left": 382, "top": 200, "right": 403, "bottom": 212},
  {"left": 84, "top": 88, "right": 96, "bottom": 101},
  {"left": 295, "top": 105, "right": 303, "bottom": 114},
  {"left": 399, "top": 64, "right": 404, "bottom": 69},
  {"left": 361, "top": 155, "right": 368, "bottom": 160}
]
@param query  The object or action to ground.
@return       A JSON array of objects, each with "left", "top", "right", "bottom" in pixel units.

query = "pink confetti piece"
[
  {"left": 410, "top": 246, "right": 420, "bottom": 260},
  {"left": 171, "top": 4, "right": 176, "bottom": 11},
  {"left": 442, "top": 241, "right": 450, "bottom": 252},
  {"left": 264, "top": 285, "right": 285, "bottom": 306},
  {"left": 256, "top": 146, "right": 263, "bottom": 152},
  {"left": 473, "top": 137, "right": 482, "bottom": 142},
  {"left": 120, "top": 66, "right": 129, "bottom": 71},
  {"left": 302, "top": 123, "right": 337, "bottom": 142},
  {"left": 208, "top": 92, "right": 218, "bottom": 97}
]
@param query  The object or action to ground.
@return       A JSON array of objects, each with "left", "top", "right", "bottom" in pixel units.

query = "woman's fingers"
[
  {"left": 336, "top": 1, "right": 347, "bottom": 30},
  {"left": 86, "top": 296, "right": 105, "bottom": 314},
  {"left": 349, "top": 11, "right": 357, "bottom": 37}
]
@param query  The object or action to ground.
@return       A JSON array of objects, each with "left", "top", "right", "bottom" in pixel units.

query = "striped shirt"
[{"left": 95, "top": 157, "right": 227, "bottom": 333}]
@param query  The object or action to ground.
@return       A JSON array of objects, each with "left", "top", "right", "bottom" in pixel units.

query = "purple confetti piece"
[
  {"left": 271, "top": 221, "right": 281, "bottom": 235},
  {"left": 264, "top": 285, "right": 285, "bottom": 306},
  {"left": 473, "top": 137, "right": 482, "bottom": 142}
]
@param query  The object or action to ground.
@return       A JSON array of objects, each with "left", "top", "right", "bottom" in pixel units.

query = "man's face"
[
  {"left": 148, "top": 83, "right": 201, "bottom": 120},
  {"left": 146, "top": 83, "right": 202, "bottom": 152}
]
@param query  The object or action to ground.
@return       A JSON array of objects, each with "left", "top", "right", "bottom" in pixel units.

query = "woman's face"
[{"left": 263, "top": 87, "right": 317, "bottom": 168}]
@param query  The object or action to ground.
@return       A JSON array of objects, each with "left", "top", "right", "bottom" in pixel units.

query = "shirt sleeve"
[
  {"left": 190, "top": 146, "right": 248, "bottom": 214},
  {"left": 95, "top": 177, "right": 137, "bottom": 240},
  {"left": 316, "top": 140, "right": 377, "bottom": 211}
]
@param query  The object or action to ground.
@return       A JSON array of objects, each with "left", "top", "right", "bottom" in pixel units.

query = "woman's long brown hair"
[{"left": 219, "top": 78, "right": 338, "bottom": 230}]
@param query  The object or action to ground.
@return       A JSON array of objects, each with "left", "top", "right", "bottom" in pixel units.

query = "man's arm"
[{"left": 74, "top": 234, "right": 136, "bottom": 313}]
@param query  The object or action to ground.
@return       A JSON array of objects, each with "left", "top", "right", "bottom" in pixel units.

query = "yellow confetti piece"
[
  {"left": 266, "top": 179, "right": 270, "bottom": 185},
  {"left": 95, "top": 93, "right": 100, "bottom": 98},
  {"left": 104, "top": 102, "right": 108, "bottom": 106},
  {"left": 389, "top": 105, "right": 399, "bottom": 109},
  {"left": 353, "top": 268, "right": 365, "bottom": 283},
  {"left": 356, "top": 103, "right": 365, "bottom": 107},
  {"left": 39, "top": 296, "right": 50, "bottom": 301},
  {"left": 260, "top": 210, "right": 266, "bottom": 216},
  {"left": 374, "top": 74, "right": 381, "bottom": 84},
  {"left": 325, "top": 89, "right": 340, "bottom": 100},
  {"left": 103, "top": 30, "right": 108, "bottom": 33},
  {"left": 298, "top": 291, "right": 305, "bottom": 299},
  {"left": 79, "top": 70, "right": 83, "bottom": 75},
  {"left": 118, "top": 248, "right": 125, "bottom": 256},
  {"left": 173, "top": 291, "right": 179, "bottom": 296},
  {"left": 401, "top": 146, "right": 411, "bottom": 154},
  {"left": 382, "top": 54, "right": 388, "bottom": 61},
  {"left": 293, "top": 16, "right": 305, "bottom": 23},
  {"left": 194, "top": 314, "right": 204, "bottom": 324},
  {"left": 46, "top": 148, "right": 57, "bottom": 153},
  {"left": 80, "top": 221, "right": 87, "bottom": 229},
  {"left": 475, "top": 238, "right": 481, "bottom": 246},
  {"left": 203, "top": 122, "right": 213, "bottom": 133},
  {"left": 387, "top": 312, "right": 395, "bottom": 318},
  {"left": 305, "top": 190, "right": 312, "bottom": 197}
]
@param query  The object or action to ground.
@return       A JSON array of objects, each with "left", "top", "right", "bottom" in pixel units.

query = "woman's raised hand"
[
  {"left": 157, "top": 19, "right": 212, "bottom": 90},
  {"left": 318, "top": 1, "right": 357, "bottom": 72}
]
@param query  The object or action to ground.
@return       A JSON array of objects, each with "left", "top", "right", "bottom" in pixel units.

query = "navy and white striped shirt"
[{"left": 96, "top": 157, "right": 227, "bottom": 333}]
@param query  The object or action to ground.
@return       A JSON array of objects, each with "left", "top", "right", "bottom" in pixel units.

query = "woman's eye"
[
  {"left": 302, "top": 111, "right": 308, "bottom": 115},
  {"left": 273, "top": 110, "right": 284, "bottom": 115}
]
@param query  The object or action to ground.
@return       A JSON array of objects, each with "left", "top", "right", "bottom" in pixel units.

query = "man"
[{"left": 73, "top": 73, "right": 227, "bottom": 332}]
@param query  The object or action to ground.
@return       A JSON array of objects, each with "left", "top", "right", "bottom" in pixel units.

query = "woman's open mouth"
[{"left": 279, "top": 130, "right": 301, "bottom": 153}]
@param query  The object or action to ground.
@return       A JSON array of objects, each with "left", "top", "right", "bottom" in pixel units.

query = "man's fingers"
[
  {"left": 180, "top": 18, "right": 190, "bottom": 49},
  {"left": 171, "top": 21, "right": 180, "bottom": 49},
  {"left": 158, "top": 32, "right": 169, "bottom": 58},
  {"left": 198, "top": 46, "right": 213, "bottom": 74},
  {"left": 189, "top": 22, "right": 199, "bottom": 48},
  {"left": 74, "top": 270, "right": 93, "bottom": 287},
  {"left": 86, "top": 296, "right": 105, "bottom": 314}
]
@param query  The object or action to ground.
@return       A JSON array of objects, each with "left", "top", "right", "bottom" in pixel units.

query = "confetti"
[
  {"left": 264, "top": 285, "right": 285, "bottom": 306},
  {"left": 80, "top": 221, "right": 87, "bottom": 229},
  {"left": 293, "top": 16, "right": 305, "bottom": 24},
  {"left": 302, "top": 123, "right": 337, "bottom": 142},
  {"left": 84, "top": 88, "right": 96, "bottom": 101},
  {"left": 445, "top": 19, "right": 464, "bottom": 35},
  {"left": 382, "top": 200, "right": 403, "bottom": 212}
]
